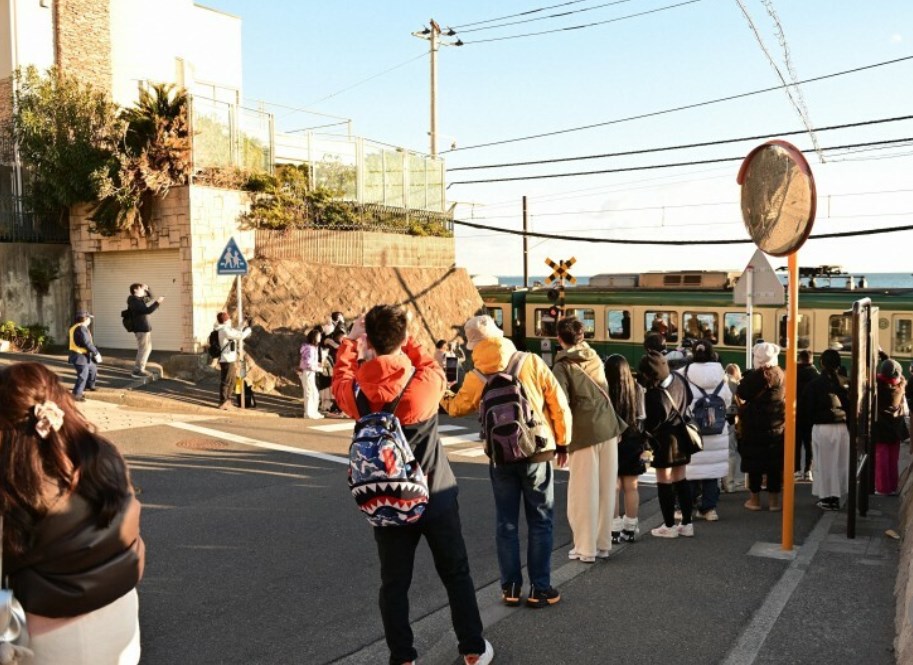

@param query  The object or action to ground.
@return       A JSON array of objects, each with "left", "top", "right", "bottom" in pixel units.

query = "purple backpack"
[{"left": 475, "top": 352, "right": 543, "bottom": 465}]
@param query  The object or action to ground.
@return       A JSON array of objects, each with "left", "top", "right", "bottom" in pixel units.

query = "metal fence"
[
  {"left": 190, "top": 95, "right": 274, "bottom": 174},
  {"left": 274, "top": 132, "right": 446, "bottom": 213},
  {"left": 0, "top": 196, "right": 69, "bottom": 244}
]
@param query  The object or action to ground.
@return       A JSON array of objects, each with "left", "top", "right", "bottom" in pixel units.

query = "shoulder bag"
[{"left": 659, "top": 385, "right": 703, "bottom": 454}]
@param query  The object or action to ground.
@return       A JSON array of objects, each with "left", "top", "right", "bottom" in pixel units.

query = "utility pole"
[
  {"left": 522, "top": 196, "right": 529, "bottom": 288},
  {"left": 412, "top": 20, "right": 462, "bottom": 159}
]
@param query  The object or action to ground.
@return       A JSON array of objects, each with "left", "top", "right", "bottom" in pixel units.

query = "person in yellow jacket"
[
  {"left": 68, "top": 310, "right": 101, "bottom": 402},
  {"left": 441, "top": 314, "right": 572, "bottom": 610}
]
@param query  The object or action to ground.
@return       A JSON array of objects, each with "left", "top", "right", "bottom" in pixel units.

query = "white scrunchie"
[{"left": 33, "top": 401, "right": 64, "bottom": 439}]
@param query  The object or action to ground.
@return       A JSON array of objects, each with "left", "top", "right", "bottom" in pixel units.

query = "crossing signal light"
[{"left": 548, "top": 305, "right": 561, "bottom": 319}]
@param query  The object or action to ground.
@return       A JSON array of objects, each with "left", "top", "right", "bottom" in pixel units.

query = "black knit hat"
[
  {"left": 820, "top": 348, "right": 841, "bottom": 371},
  {"left": 644, "top": 332, "right": 666, "bottom": 353},
  {"left": 637, "top": 350, "right": 670, "bottom": 388},
  {"left": 879, "top": 358, "right": 902, "bottom": 380},
  {"left": 692, "top": 340, "right": 714, "bottom": 363}
]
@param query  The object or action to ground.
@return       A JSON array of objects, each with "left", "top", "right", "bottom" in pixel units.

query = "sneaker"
[
  {"left": 816, "top": 498, "right": 839, "bottom": 511},
  {"left": 526, "top": 585, "right": 560, "bottom": 608},
  {"left": 131, "top": 370, "right": 152, "bottom": 378},
  {"left": 72, "top": 394, "right": 86, "bottom": 402},
  {"left": 806, "top": 470, "right": 813, "bottom": 482},
  {"left": 611, "top": 531, "right": 620, "bottom": 545},
  {"left": 678, "top": 523, "right": 695, "bottom": 537},
  {"left": 86, "top": 386, "right": 98, "bottom": 392},
  {"left": 501, "top": 582, "right": 521, "bottom": 607},
  {"left": 619, "top": 529, "right": 637, "bottom": 543},
  {"left": 651, "top": 524, "right": 679, "bottom": 539},
  {"left": 567, "top": 549, "right": 594, "bottom": 563},
  {"left": 698, "top": 509, "right": 719, "bottom": 522},
  {"left": 464, "top": 639, "right": 494, "bottom": 665},
  {"left": 794, "top": 471, "right": 804, "bottom": 481},
  {"left": 596, "top": 549, "right": 611, "bottom": 559}
]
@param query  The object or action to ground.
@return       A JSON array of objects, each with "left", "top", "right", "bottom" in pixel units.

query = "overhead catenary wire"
[
  {"left": 456, "top": 0, "right": 638, "bottom": 33},
  {"left": 450, "top": 217, "right": 913, "bottom": 245},
  {"left": 451, "top": 0, "right": 593, "bottom": 30},
  {"left": 460, "top": 0, "right": 701, "bottom": 45},
  {"left": 449, "top": 137, "right": 913, "bottom": 185},
  {"left": 442, "top": 54, "right": 913, "bottom": 153},
  {"left": 448, "top": 114, "right": 913, "bottom": 171}
]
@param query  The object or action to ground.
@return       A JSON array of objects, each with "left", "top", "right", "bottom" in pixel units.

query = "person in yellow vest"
[{"left": 68, "top": 310, "right": 101, "bottom": 402}]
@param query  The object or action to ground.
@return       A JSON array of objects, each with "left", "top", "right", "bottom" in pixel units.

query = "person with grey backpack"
[{"left": 441, "top": 314, "right": 572, "bottom": 610}]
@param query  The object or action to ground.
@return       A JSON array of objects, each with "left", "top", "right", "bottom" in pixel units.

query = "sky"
[{"left": 211, "top": 0, "right": 913, "bottom": 279}]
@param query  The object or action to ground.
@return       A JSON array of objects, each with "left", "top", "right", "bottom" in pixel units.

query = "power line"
[
  {"left": 448, "top": 114, "right": 913, "bottom": 171},
  {"left": 442, "top": 54, "right": 913, "bottom": 153},
  {"left": 449, "top": 137, "right": 913, "bottom": 185},
  {"left": 451, "top": 0, "right": 593, "bottom": 29},
  {"left": 451, "top": 217, "right": 913, "bottom": 245},
  {"left": 461, "top": 0, "right": 701, "bottom": 45},
  {"left": 297, "top": 52, "right": 426, "bottom": 110},
  {"left": 456, "top": 0, "right": 638, "bottom": 33}
]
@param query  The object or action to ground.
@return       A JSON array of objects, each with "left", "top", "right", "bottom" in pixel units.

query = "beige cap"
[{"left": 464, "top": 315, "right": 504, "bottom": 350}]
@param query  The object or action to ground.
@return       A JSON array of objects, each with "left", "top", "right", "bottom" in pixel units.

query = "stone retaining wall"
[
  {"left": 895, "top": 463, "right": 913, "bottom": 663},
  {"left": 240, "top": 260, "right": 483, "bottom": 394}
]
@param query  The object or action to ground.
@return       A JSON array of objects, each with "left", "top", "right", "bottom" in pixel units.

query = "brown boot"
[
  {"left": 769, "top": 492, "right": 782, "bottom": 512},
  {"left": 744, "top": 493, "right": 762, "bottom": 511}
]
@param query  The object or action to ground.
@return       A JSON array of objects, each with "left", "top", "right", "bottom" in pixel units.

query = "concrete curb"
[{"left": 87, "top": 388, "right": 280, "bottom": 418}]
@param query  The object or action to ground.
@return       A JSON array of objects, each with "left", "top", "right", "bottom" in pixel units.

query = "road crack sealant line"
[
  {"left": 167, "top": 421, "right": 349, "bottom": 466},
  {"left": 721, "top": 511, "right": 837, "bottom": 665}
]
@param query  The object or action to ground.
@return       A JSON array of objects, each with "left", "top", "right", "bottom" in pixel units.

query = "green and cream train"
[{"left": 478, "top": 270, "right": 913, "bottom": 372}]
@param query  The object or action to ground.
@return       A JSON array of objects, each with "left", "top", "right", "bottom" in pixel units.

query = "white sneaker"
[
  {"left": 568, "top": 549, "right": 594, "bottom": 562},
  {"left": 651, "top": 524, "right": 679, "bottom": 538},
  {"left": 678, "top": 523, "right": 695, "bottom": 537},
  {"left": 596, "top": 549, "right": 611, "bottom": 559},
  {"left": 700, "top": 509, "right": 719, "bottom": 522},
  {"left": 464, "top": 639, "right": 494, "bottom": 665}
]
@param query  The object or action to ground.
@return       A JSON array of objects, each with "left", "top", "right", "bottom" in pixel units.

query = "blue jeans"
[
  {"left": 71, "top": 359, "right": 97, "bottom": 396},
  {"left": 690, "top": 478, "right": 720, "bottom": 512},
  {"left": 489, "top": 461, "right": 554, "bottom": 590}
]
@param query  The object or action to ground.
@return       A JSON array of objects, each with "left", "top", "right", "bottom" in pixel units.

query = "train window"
[
  {"left": 645, "top": 311, "right": 679, "bottom": 343},
  {"left": 683, "top": 311, "right": 719, "bottom": 344},
  {"left": 895, "top": 318, "right": 913, "bottom": 354},
  {"left": 534, "top": 309, "right": 557, "bottom": 338},
  {"left": 778, "top": 314, "right": 811, "bottom": 349},
  {"left": 486, "top": 307, "right": 504, "bottom": 329},
  {"left": 566, "top": 308, "right": 596, "bottom": 339},
  {"left": 723, "top": 313, "right": 762, "bottom": 346},
  {"left": 608, "top": 310, "right": 631, "bottom": 340},
  {"left": 827, "top": 315, "right": 853, "bottom": 352}
]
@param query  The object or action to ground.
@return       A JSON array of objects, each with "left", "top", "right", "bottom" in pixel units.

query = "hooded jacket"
[
  {"left": 552, "top": 343, "right": 624, "bottom": 452},
  {"left": 332, "top": 337, "right": 457, "bottom": 500},
  {"left": 681, "top": 361, "right": 732, "bottom": 480},
  {"left": 875, "top": 376, "right": 907, "bottom": 443},
  {"left": 440, "top": 336, "right": 571, "bottom": 460},
  {"left": 737, "top": 367, "right": 786, "bottom": 473},
  {"left": 214, "top": 322, "right": 251, "bottom": 364}
]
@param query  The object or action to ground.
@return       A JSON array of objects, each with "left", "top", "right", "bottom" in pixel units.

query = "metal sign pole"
[
  {"left": 745, "top": 266, "right": 754, "bottom": 371},
  {"left": 237, "top": 274, "right": 245, "bottom": 411},
  {"left": 781, "top": 252, "right": 799, "bottom": 551}
]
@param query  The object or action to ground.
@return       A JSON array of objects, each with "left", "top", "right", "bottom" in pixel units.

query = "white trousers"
[
  {"left": 299, "top": 370, "right": 321, "bottom": 419},
  {"left": 567, "top": 437, "right": 619, "bottom": 557},
  {"left": 812, "top": 423, "right": 850, "bottom": 499},
  {"left": 26, "top": 588, "right": 140, "bottom": 665}
]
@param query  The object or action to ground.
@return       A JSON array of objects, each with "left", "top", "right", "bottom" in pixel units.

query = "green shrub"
[{"left": 0, "top": 321, "right": 53, "bottom": 352}]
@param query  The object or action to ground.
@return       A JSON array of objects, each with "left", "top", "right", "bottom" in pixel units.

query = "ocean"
[{"left": 494, "top": 273, "right": 913, "bottom": 289}]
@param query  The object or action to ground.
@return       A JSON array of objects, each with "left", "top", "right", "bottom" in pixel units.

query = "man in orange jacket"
[{"left": 332, "top": 305, "right": 493, "bottom": 665}]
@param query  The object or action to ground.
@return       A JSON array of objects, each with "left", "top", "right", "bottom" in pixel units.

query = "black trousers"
[
  {"left": 373, "top": 497, "right": 485, "bottom": 664},
  {"left": 795, "top": 429, "right": 813, "bottom": 472},
  {"left": 749, "top": 469, "right": 783, "bottom": 494},
  {"left": 219, "top": 362, "right": 236, "bottom": 404}
]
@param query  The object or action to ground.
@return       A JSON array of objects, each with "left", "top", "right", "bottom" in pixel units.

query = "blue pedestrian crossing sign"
[{"left": 217, "top": 237, "right": 249, "bottom": 275}]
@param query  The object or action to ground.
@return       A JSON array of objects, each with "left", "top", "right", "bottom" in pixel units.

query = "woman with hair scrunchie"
[{"left": 0, "top": 362, "right": 144, "bottom": 665}]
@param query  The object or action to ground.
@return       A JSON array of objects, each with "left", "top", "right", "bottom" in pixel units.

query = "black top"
[
  {"left": 796, "top": 364, "right": 820, "bottom": 400},
  {"left": 643, "top": 372, "right": 693, "bottom": 468},
  {"left": 737, "top": 367, "right": 786, "bottom": 444},
  {"left": 127, "top": 291, "right": 160, "bottom": 333},
  {"left": 874, "top": 380, "right": 906, "bottom": 443},
  {"left": 797, "top": 370, "right": 849, "bottom": 433}
]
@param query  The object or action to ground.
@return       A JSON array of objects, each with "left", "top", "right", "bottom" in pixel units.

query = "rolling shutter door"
[{"left": 92, "top": 250, "right": 185, "bottom": 351}]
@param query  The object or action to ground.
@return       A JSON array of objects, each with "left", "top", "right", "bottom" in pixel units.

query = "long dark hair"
[
  {"left": 605, "top": 354, "right": 638, "bottom": 425},
  {"left": 0, "top": 363, "right": 131, "bottom": 555}
]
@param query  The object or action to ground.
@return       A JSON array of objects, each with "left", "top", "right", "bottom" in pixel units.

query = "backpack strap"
[
  {"left": 506, "top": 352, "right": 529, "bottom": 379},
  {"left": 711, "top": 380, "right": 724, "bottom": 397},
  {"left": 383, "top": 369, "right": 417, "bottom": 416}
]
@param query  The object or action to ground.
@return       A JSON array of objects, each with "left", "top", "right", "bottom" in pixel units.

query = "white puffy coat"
[{"left": 680, "top": 361, "right": 732, "bottom": 480}]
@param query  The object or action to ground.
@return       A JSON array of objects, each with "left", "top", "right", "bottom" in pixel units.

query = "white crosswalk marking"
[
  {"left": 441, "top": 433, "right": 481, "bottom": 447},
  {"left": 438, "top": 424, "right": 465, "bottom": 432},
  {"left": 453, "top": 447, "right": 487, "bottom": 458},
  {"left": 310, "top": 422, "right": 354, "bottom": 432}
]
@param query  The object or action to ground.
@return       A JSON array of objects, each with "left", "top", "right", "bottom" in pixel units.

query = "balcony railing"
[
  {"left": 0, "top": 196, "right": 69, "bottom": 244},
  {"left": 189, "top": 94, "right": 274, "bottom": 175}
]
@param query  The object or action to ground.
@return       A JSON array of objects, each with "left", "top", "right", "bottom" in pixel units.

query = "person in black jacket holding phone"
[{"left": 127, "top": 283, "right": 164, "bottom": 378}]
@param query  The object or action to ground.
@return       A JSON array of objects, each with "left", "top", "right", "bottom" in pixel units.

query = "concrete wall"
[
  {"left": 255, "top": 229, "right": 455, "bottom": 268},
  {"left": 0, "top": 242, "right": 73, "bottom": 341},
  {"left": 71, "top": 184, "right": 252, "bottom": 351}
]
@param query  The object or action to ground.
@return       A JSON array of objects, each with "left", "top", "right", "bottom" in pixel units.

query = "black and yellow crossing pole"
[{"left": 544, "top": 257, "right": 577, "bottom": 320}]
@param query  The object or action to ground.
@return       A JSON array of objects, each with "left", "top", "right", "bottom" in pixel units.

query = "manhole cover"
[{"left": 176, "top": 438, "right": 229, "bottom": 451}]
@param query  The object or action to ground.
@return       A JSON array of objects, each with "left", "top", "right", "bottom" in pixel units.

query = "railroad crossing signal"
[{"left": 545, "top": 257, "right": 577, "bottom": 285}]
